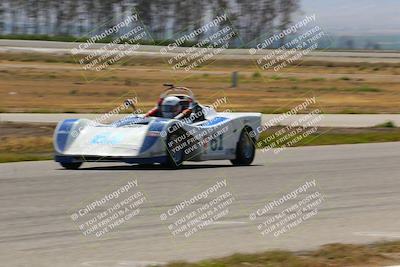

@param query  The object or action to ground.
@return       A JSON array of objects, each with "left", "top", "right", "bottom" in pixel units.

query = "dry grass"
[
  {"left": 161, "top": 241, "right": 400, "bottom": 267},
  {"left": 257, "top": 126, "right": 400, "bottom": 149},
  {"left": 0, "top": 136, "right": 52, "bottom": 153},
  {"left": 0, "top": 122, "right": 54, "bottom": 162},
  {"left": 0, "top": 52, "right": 399, "bottom": 113}
]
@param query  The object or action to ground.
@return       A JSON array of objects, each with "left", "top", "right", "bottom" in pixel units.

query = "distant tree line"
[{"left": 0, "top": 0, "right": 300, "bottom": 45}]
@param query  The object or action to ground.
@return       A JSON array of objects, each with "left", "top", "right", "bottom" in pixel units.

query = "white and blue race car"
[{"left": 54, "top": 86, "right": 261, "bottom": 169}]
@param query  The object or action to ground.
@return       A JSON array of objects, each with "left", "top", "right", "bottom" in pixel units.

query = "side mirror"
[{"left": 124, "top": 98, "right": 137, "bottom": 112}]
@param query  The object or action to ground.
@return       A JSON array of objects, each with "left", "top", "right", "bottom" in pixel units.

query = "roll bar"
[{"left": 161, "top": 84, "right": 196, "bottom": 102}]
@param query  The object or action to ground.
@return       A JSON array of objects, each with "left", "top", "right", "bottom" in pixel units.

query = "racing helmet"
[{"left": 161, "top": 96, "right": 182, "bottom": 118}]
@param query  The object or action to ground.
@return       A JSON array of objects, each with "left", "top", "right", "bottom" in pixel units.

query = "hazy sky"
[{"left": 299, "top": 0, "right": 400, "bottom": 35}]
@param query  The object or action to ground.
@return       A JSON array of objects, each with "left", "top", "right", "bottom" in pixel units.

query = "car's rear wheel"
[
  {"left": 163, "top": 132, "right": 184, "bottom": 168},
  {"left": 230, "top": 128, "right": 256, "bottom": 166},
  {"left": 60, "top": 162, "right": 82, "bottom": 169},
  {"left": 138, "top": 163, "right": 154, "bottom": 166}
]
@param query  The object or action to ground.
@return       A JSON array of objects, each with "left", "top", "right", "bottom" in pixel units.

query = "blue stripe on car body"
[
  {"left": 199, "top": 116, "right": 228, "bottom": 127},
  {"left": 56, "top": 119, "right": 78, "bottom": 152},
  {"left": 140, "top": 119, "right": 169, "bottom": 153}
]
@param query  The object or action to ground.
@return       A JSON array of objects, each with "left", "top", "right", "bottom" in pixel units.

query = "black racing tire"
[
  {"left": 163, "top": 131, "right": 185, "bottom": 169},
  {"left": 138, "top": 163, "right": 154, "bottom": 166},
  {"left": 230, "top": 128, "right": 256, "bottom": 166},
  {"left": 60, "top": 162, "right": 82, "bottom": 169}
]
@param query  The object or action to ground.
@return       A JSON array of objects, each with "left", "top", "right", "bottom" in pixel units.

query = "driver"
[
  {"left": 160, "top": 96, "right": 183, "bottom": 118},
  {"left": 145, "top": 96, "right": 192, "bottom": 119}
]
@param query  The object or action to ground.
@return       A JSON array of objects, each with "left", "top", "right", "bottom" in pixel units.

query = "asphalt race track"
[
  {"left": 0, "top": 142, "right": 399, "bottom": 266},
  {"left": 1, "top": 39, "right": 400, "bottom": 63}
]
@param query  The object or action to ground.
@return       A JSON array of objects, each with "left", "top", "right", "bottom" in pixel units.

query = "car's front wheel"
[
  {"left": 60, "top": 162, "right": 83, "bottom": 169},
  {"left": 230, "top": 128, "right": 256, "bottom": 166},
  {"left": 163, "top": 132, "right": 184, "bottom": 168}
]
